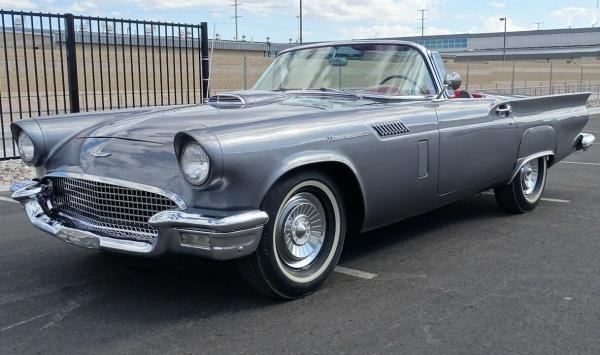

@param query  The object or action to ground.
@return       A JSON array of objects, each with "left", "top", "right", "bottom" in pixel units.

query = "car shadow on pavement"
[
  {"left": 2, "top": 194, "right": 503, "bottom": 330},
  {"left": 340, "top": 194, "right": 506, "bottom": 263},
  {"left": 71, "top": 193, "right": 504, "bottom": 307}
]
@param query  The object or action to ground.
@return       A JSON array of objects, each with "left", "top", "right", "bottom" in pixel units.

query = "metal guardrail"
[{"left": 0, "top": 9, "right": 209, "bottom": 160}]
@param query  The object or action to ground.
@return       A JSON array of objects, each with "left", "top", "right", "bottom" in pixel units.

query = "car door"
[{"left": 435, "top": 98, "right": 519, "bottom": 195}]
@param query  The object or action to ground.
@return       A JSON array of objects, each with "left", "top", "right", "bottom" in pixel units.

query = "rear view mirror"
[
  {"left": 444, "top": 72, "right": 462, "bottom": 90},
  {"left": 329, "top": 56, "right": 348, "bottom": 66}
]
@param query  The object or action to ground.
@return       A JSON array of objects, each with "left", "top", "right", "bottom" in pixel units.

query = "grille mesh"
[
  {"left": 372, "top": 120, "right": 410, "bottom": 137},
  {"left": 51, "top": 177, "right": 179, "bottom": 244}
]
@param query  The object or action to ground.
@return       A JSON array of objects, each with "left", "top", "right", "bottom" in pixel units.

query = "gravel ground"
[{"left": 0, "top": 160, "right": 35, "bottom": 186}]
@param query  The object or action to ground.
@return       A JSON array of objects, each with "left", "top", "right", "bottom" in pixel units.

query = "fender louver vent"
[
  {"left": 372, "top": 120, "right": 410, "bottom": 137},
  {"left": 207, "top": 94, "right": 245, "bottom": 108}
]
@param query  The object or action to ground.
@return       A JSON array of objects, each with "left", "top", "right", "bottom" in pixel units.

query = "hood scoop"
[
  {"left": 207, "top": 90, "right": 286, "bottom": 109},
  {"left": 208, "top": 93, "right": 246, "bottom": 108}
]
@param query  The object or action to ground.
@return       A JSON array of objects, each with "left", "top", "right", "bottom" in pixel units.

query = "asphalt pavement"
[{"left": 1, "top": 115, "right": 599, "bottom": 354}]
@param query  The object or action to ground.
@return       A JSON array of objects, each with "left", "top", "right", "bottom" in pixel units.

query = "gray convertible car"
[{"left": 10, "top": 40, "right": 595, "bottom": 298}]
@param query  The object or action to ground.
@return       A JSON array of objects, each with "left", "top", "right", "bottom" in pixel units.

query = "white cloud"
[
  {"left": 481, "top": 15, "right": 532, "bottom": 32},
  {"left": 302, "top": 0, "right": 437, "bottom": 23},
  {"left": 549, "top": 6, "right": 597, "bottom": 27},
  {"left": 337, "top": 22, "right": 452, "bottom": 39},
  {"left": 0, "top": 0, "right": 37, "bottom": 9},
  {"left": 489, "top": 1, "right": 506, "bottom": 8},
  {"left": 68, "top": 1, "right": 97, "bottom": 13}
]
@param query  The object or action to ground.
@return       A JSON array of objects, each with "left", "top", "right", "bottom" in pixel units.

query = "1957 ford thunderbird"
[{"left": 10, "top": 40, "right": 595, "bottom": 298}]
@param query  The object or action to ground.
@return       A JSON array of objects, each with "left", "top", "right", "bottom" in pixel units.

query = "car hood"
[
  {"left": 31, "top": 91, "right": 375, "bottom": 200},
  {"left": 69, "top": 91, "right": 372, "bottom": 144}
]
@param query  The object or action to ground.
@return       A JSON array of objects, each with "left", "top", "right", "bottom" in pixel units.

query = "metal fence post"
[
  {"left": 579, "top": 67, "right": 584, "bottom": 91},
  {"left": 200, "top": 22, "right": 210, "bottom": 101},
  {"left": 243, "top": 56, "right": 247, "bottom": 90},
  {"left": 511, "top": 61, "right": 515, "bottom": 94},
  {"left": 465, "top": 62, "right": 469, "bottom": 90},
  {"left": 64, "top": 14, "right": 80, "bottom": 113},
  {"left": 548, "top": 62, "right": 553, "bottom": 95}
]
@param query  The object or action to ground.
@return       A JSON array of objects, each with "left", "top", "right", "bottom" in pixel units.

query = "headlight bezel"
[
  {"left": 17, "top": 131, "right": 36, "bottom": 165},
  {"left": 179, "top": 141, "right": 211, "bottom": 186}
]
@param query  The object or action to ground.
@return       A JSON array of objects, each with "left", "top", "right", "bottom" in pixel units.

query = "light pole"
[
  {"left": 499, "top": 17, "right": 507, "bottom": 61},
  {"left": 299, "top": 0, "right": 303, "bottom": 44}
]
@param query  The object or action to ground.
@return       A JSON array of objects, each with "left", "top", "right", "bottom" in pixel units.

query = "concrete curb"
[{"left": 0, "top": 185, "right": 11, "bottom": 192}]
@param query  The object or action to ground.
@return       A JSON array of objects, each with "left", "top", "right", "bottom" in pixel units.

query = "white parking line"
[
  {"left": 479, "top": 191, "right": 569, "bottom": 203},
  {"left": 561, "top": 161, "right": 600, "bottom": 166},
  {"left": 540, "top": 197, "right": 570, "bottom": 203},
  {"left": 334, "top": 266, "right": 377, "bottom": 280},
  {"left": 0, "top": 196, "right": 18, "bottom": 204},
  {"left": 0, "top": 312, "right": 51, "bottom": 333}
]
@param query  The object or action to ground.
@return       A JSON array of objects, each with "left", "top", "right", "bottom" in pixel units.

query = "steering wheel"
[{"left": 380, "top": 74, "right": 418, "bottom": 87}]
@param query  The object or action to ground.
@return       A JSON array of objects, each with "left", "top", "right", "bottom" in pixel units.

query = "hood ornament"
[{"left": 90, "top": 150, "right": 111, "bottom": 158}]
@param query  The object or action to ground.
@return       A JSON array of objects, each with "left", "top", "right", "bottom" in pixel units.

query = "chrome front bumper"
[{"left": 10, "top": 180, "right": 269, "bottom": 260}]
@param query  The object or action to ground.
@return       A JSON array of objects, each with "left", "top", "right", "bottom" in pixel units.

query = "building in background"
[{"left": 382, "top": 27, "right": 600, "bottom": 63}]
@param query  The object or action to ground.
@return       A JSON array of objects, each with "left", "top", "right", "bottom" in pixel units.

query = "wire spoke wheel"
[{"left": 520, "top": 159, "right": 540, "bottom": 197}]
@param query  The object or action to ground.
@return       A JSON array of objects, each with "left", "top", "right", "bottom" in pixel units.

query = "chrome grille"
[
  {"left": 372, "top": 120, "right": 410, "bottom": 137},
  {"left": 50, "top": 177, "right": 179, "bottom": 244}
]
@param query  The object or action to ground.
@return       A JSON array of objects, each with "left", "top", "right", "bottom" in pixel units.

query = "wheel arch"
[
  {"left": 262, "top": 153, "right": 367, "bottom": 233},
  {"left": 507, "top": 125, "right": 556, "bottom": 184}
]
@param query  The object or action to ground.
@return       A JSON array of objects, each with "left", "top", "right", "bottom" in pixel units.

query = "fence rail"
[{"left": 1, "top": 9, "right": 209, "bottom": 160}]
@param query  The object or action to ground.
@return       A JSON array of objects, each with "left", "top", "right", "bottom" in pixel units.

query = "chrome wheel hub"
[
  {"left": 276, "top": 192, "right": 326, "bottom": 269},
  {"left": 521, "top": 159, "right": 539, "bottom": 196}
]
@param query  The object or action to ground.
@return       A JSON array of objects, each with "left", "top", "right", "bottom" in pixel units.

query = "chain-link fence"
[
  {"left": 209, "top": 55, "right": 273, "bottom": 92},
  {"left": 446, "top": 61, "right": 600, "bottom": 106},
  {"left": 209, "top": 57, "right": 600, "bottom": 106}
]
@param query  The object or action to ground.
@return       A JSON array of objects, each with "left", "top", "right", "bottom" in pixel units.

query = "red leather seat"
[{"left": 452, "top": 89, "right": 472, "bottom": 98}]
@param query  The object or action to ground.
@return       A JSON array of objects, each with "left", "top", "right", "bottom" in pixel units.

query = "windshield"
[{"left": 253, "top": 44, "right": 437, "bottom": 97}]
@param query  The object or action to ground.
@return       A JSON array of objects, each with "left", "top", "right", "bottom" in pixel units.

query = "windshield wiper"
[
  {"left": 273, "top": 87, "right": 364, "bottom": 99},
  {"left": 272, "top": 88, "right": 302, "bottom": 92}
]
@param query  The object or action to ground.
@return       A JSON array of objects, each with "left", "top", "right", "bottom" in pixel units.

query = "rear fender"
[{"left": 505, "top": 126, "right": 556, "bottom": 184}]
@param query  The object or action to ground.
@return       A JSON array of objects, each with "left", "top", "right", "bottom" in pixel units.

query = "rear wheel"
[
  {"left": 494, "top": 157, "right": 548, "bottom": 213},
  {"left": 239, "top": 170, "right": 346, "bottom": 299}
]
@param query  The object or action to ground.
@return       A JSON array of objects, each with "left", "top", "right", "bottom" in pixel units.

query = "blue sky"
[{"left": 1, "top": 0, "right": 599, "bottom": 42}]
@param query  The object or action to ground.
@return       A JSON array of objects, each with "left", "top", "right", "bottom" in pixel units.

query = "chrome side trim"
[
  {"left": 45, "top": 172, "right": 187, "bottom": 209},
  {"left": 508, "top": 150, "right": 554, "bottom": 184}
]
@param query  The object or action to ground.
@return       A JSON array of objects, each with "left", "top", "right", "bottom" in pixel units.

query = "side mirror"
[{"left": 444, "top": 72, "right": 462, "bottom": 90}]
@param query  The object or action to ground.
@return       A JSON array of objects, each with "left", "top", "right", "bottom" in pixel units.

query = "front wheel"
[
  {"left": 238, "top": 170, "right": 346, "bottom": 299},
  {"left": 494, "top": 156, "right": 548, "bottom": 213}
]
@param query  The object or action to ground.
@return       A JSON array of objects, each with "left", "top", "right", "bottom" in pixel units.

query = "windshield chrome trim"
[{"left": 269, "top": 40, "right": 443, "bottom": 96}]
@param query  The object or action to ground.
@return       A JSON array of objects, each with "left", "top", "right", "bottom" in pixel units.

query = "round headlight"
[
  {"left": 17, "top": 131, "right": 35, "bottom": 164},
  {"left": 180, "top": 142, "right": 210, "bottom": 185}
]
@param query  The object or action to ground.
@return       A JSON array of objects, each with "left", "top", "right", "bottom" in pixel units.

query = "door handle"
[{"left": 496, "top": 104, "right": 512, "bottom": 116}]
